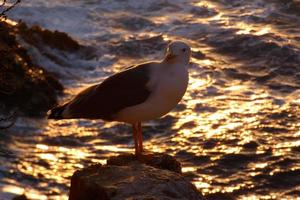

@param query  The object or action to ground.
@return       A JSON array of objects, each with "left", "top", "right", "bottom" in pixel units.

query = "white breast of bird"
[
  {"left": 151, "top": 62, "right": 189, "bottom": 108},
  {"left": 115, "top": 62, "right": 189, "bottom": 123}
]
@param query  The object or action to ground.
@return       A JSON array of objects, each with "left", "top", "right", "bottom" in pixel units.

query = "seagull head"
[{"left": 164, "top": 41, "right": 191, "bottom": 65}]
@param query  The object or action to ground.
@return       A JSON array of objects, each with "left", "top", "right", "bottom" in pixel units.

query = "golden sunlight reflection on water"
[
  {"left": 3, "top": 1, "right": 300, "bottom": 199},
  {"left": 37, "top": 49, "right": 299, "bottom": 199},
  {"left": 2, "top": 184, "right": 56, "bottom": 200}
]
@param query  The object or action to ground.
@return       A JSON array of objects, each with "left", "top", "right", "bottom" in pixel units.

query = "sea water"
[{"left": 1, "top": 0, "right": 300, "bottom": 199}]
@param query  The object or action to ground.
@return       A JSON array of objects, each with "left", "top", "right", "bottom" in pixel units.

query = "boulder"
[
  {"left": 0, "top": 21, "right": 63, "bottom": 117},
  {"left": 69, "top": 153, "right": 205, "bottom": 200},
  {"left": 18, "top": 22, "right": 81, "bottom": 52}
]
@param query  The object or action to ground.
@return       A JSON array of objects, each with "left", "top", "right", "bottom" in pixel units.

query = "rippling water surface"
[{"left": 1, "top": 0, "right": 300, "bottom": 199}]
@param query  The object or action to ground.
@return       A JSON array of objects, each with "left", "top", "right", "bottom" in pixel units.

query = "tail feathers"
[{"left": 48, "top": 104, "right": 67, "bottom": 119}]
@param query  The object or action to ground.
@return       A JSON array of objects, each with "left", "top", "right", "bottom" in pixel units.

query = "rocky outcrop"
[
  {"left": 17, "top": 22, "right": 97, "bottom": 67},
  {"left": 69, "top": 153, "right": 205, "bottom": 200},
  {"left": 18, "top": 22, "right": 82, "bottom": 52},
  {"left": 0, "top": 21, "right": 64, "bottom": 117}
]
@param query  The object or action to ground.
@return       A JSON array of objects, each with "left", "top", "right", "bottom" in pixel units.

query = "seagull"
[{"left": 48, "top": 41, "right": 191, "bottom": 155}]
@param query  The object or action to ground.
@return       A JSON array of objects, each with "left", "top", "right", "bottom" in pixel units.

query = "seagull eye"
[{"left": 182, "top": 48, "right": 186, "bottom": 52}]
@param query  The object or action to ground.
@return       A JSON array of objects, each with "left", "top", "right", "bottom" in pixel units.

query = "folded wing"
[{"left": 64, "top": 63, "right": 152, "bottom": 120}]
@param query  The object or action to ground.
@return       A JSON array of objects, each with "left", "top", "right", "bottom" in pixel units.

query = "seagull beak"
[{"left": 165, "top": 52, "right": 176, "bottom": 61}]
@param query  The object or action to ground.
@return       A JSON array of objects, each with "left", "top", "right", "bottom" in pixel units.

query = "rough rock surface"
[
  {"left": 69, "top": 153, "right": 205, "bottom": 200},
  {"left": 18, "top": 22, "right": 81, "bottom": 52},
  {"left": 0, "top": 21, "right": 64, "bottom": 117}
]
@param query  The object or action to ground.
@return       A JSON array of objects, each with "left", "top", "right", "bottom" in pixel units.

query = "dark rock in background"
[
  {"left": 18, "top": 22, "right": 81, "bottom": 52},
  {"left": 69, "top": 153, "right": 205, "bottom": 200},
  {"left": 0, "top": 21, "right": 64, "bottom": 117}
]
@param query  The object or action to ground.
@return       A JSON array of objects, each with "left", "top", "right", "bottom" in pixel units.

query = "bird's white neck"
[
  {"left": 163, "top": 57, "right": 189, "bottom": 65},
  {"left": 161, "top": 59, "right": 189, "bottom": 73}
]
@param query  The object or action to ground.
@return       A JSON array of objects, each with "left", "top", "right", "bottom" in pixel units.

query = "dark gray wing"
[{"left": 66, "top": 63, "right": 152, "bottom": 120}]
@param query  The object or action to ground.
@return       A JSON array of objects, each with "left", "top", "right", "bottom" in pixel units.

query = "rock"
[
  {"left": 18, "top": 22, "right": 81, "bottom": 52},
  {"left": 0, "top": 21, "right": 63, "bottom": 117},
  {"left": 17, "top": 22, "right": 97, "bottom": 67},
  {"left": 107, "top": 152, "right": 182, "bottom": 173},
  {"left": 69, "top": 153, "right": 205, "bottom": 200}
]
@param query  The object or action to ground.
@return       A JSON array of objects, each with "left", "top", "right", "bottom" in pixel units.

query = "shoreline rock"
[
  {"left": 69, "top": 153, "right": 205, "bottom": 200},
  {"left": 0, "top": 20, "right": 65, "bottom": 117},
  {"left": 18, "top": 22, "right": 82, "bottom": 53}
]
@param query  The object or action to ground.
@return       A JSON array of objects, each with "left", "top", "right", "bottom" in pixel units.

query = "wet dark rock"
[
  {"left": 17, "top": 22, "right": 98, "bottom": 66},
  {"left": 69, "top": 153, "right": 205, "bottom": 200},
  {"left": 18, "top": 22, "right": 81, "bottom": 52},
  {"left": 0, "top": 21, "right": 63, "bottom": 117}
]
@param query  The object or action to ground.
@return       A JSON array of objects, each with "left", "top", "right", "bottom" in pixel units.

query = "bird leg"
[
  {"left": 137, "top": 122, "right": 143, "bottom": 153},
  {"left": 132, "top": 123, "right": 139, "bottom": 155}
]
